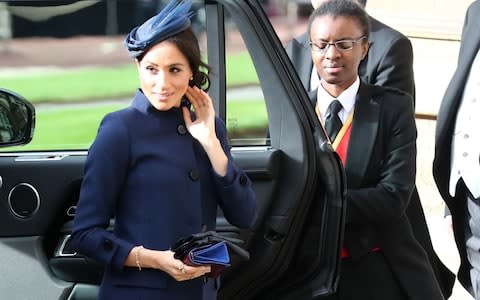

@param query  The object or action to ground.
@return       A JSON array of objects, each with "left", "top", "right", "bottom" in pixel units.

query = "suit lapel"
[
  {"left": 449, "top": 11, "right": 480, "bottom": 109},
  {"left": 308, "top": 89, "right": 317, "bottom": 108},
  {"left": 436, "top": 6, "right": 480, "bottom": 150},
  {"left": 345, "top": 83, "right": 379, "bottom": 187},
  {"left": 460, "top": 5, "right": 480, "bottom": 69},
  {"left": 296, "top": 33, "right": 314, "bottom": 90}
]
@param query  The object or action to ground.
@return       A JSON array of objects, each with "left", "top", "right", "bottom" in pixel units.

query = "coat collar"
[{"left": 344, "top": 82, "right": 379, "bottom": 187}]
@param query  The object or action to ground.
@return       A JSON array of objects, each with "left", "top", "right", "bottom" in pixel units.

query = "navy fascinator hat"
[{"left": 125, "top": 0, "right": 194, "bottom": 58}]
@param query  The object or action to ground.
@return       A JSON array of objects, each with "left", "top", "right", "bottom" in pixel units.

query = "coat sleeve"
[
  {"left": 346, "top": 93, "right": 417, "bottom": 225},
  {"left": 71, "top": 112, "right": 134, "bottom": 271},
  {"left": 211, "top": 117, "right": 257, "bottom": 228}
]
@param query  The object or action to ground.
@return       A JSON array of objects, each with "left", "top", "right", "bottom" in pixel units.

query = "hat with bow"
[{"left": 124, "top": 0, "right": 194, "bottom": 58}]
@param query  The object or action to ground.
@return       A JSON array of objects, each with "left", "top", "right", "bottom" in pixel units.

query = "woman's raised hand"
[
  {"left": 182, "top": 86, "right": 216, "bottom": 148},
  {"left": 182, "top": 86, "right": 228, "bottom": 176}
]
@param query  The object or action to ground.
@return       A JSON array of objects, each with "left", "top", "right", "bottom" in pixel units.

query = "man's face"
[{"left": 310, "top": 15, "right": 368, "bottom": 96}]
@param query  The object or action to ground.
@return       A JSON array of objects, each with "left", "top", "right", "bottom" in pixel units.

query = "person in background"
[
  {"left": 433, "top": 1, "right": 480, "bottom": 299},
  {"left": 286, "top": 0, "right": 454, "bottom": 296},
  {"left": 307, "top": 1, "right": 444, "bottom": 298},
  {"left": 70, "top": 1, "right": 256, "bottom": 299}
]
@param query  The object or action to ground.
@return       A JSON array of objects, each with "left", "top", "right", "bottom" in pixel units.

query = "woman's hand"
[
  {"left": 125, "top": 247, "right": 210, "bottom": 281},
  {"left": 153, "top": 250, "right": 211, "bottom": 281},
  {"left": 182, "top": 86, "right": 216, "bottom": 148},
  {"left": 182, "top": 86, "right": 228, "bottom": 176}
]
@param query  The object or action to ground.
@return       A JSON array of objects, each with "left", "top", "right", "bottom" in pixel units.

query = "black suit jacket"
[
  {"left": 433, "top": 0, "right": 480, "bottom": 293},
  {"left": 311, "top": 83, "right": 443, "bottom": 299},
  {"left": 288, "top": 16, "right": 455, "bottom": 296}
]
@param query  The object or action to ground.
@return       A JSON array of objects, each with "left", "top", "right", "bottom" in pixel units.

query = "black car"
[{"left": 0, "top": 1, "right": 345, "bottom": 299}]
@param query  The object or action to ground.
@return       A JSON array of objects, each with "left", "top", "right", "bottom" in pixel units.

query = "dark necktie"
[{"left": 324, "top": 100, "right": 343, "bottom": 142}]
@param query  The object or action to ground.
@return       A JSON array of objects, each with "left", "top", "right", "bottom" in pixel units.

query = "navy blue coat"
[{"left": 71, "top": 89, "right": 257, "bottom": 300}]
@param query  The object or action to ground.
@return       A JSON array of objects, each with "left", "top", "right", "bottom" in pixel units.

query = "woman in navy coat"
[{"left": 70, "top": 1, "right": 257, "bottom": 299}]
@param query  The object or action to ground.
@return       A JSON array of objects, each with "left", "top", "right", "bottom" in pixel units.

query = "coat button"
[
  {"left": 103, "top": 239, "right": 113, "bottom": 251},
  {"left": 177, "top": 124, "right": 187, "bottom": 135},
  {"left": 189, "top": 169, "right": 200, "bottom": 181},
  {"left": 239, "top": 174, "right": 248, "bottom": 186}
]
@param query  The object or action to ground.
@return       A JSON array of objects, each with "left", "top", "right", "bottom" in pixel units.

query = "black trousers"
[{"left": 322, "top": 251, "right": 408, "bottom": 300}]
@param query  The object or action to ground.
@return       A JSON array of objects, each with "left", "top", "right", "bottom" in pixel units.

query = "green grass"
[
  {"left": 27, "top": 103, "right": 126, "bottom": 150},
  {"left": 2, "top": 52, "right": 258, "bottom": 104},
  {"left": 227, "top": 98, "right": 267, "bottom": 130},
  {"left": 1, "top": 51, "right": 264, "bottom": 151},
  {"left": 5, "top": 98, "right": 267, "bottom": 151},
  {"left": 226, "top": 52, "right": 259, "bottom": 86},
  {"left": 1, "top": 65, "right": 138, "bottom": 103}
]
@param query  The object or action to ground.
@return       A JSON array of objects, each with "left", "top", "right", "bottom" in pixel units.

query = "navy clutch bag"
[
  {"left": 172, "top": 231, "right": 250, "bottom": 278},
  {"left": 183, "top": 241, "right": 230, "bottom": 278},
  {"left": 186, "top": 241, "right": 230, "bottom": 265}
]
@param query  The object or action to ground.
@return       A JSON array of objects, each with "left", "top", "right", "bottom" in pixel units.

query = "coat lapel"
[
  {"left": 296, "top": 33, "right": 314, "bottom": 90},
  {"left": 308, "top": 89, "right": 317, "bottom": 108},
  {"left": 345, "top": 83, "right": 379, "bottom": 187},
  {"left": 436, "top": 5, "right": 480, "bottom": 157},
  {"left": 459, "top": 5, "right": 480, "bottom": 72}
]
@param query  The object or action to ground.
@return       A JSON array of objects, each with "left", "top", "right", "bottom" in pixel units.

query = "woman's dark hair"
[
  {"left": 137, "top": 27, "right": 211, "bottom": 91},
  {"left": 308, "top": 0, "right": 371, "bottom": 41}
]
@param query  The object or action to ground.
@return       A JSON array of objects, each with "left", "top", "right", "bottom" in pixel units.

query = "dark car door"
[{"left": 0, "top": 1, "right": 345, "bottom": 299}]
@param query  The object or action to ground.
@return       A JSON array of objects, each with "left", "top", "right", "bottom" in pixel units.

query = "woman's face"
[{"left": 136, "top": 41, "right": 193, "bottom": 111}]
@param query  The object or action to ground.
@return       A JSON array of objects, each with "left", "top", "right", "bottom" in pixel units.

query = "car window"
[
  {"left": 224, "top": 10, "right": 269, "bottom": 146},
  {"left": 0, "top": 1, "right": 270, "bottom": 152},
  {"left": 1, "top": 1, "right": 136, "bottom": 151}
]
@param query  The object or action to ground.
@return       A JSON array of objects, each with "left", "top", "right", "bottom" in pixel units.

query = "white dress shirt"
[
  {"left": 449, "top": 49, "right": 480, "bottom": 199},
  {"left": 316, "top": 77, "right": 359, "bottom": 125}
]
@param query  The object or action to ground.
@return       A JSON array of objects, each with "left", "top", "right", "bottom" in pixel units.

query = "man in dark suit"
[
  {"left": 433, "top": 1, "right": 480, "bottom": 298},
  {"left": 286, "top": 0, "right": 454, "bottom": 297},
  {"left": 306, "top": 1, "right": 444, "bottom": 299}
]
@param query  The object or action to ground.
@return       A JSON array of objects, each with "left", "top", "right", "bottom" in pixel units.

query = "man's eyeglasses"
[{"left": 309, "top": 36, "right": 367, "bottom": 54}]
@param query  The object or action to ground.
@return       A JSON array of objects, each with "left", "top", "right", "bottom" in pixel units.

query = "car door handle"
[
  {"left": 54, "top": 234, "right": 77, "bottom": 257},
  {"left": 66, "top": 206, "right": 76, "bottom": 217},
  {"left": 15, "top": 154, "right": 67, "bottom": 162}
]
